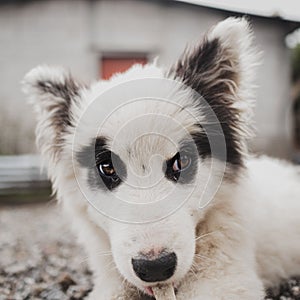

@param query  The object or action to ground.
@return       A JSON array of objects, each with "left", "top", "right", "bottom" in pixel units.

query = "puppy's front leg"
[
  {"left": 176, "top": 219, "right": 265, "bottom": 300},
  {"left": 87, "top": 275, "right": 123, "bottom": 300},
  {"left": 175, "top": 232, "right": 264, "bottom": 300},
  {"left": 81, "top": 239, "right": 125, "bottom": 300},
  {"left": 176, "top": 265, "right": 264, "bottom": 300},
  {"left": 68, "top": 211, "right": 125, "bottom": 300}
]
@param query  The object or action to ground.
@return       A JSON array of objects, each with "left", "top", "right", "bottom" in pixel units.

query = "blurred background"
[
  {"left": 1, "top": 1, "right": 300, "bottom": 299},
  {"left": 1, "top": 0, "right": 300, "bottom": 203}
]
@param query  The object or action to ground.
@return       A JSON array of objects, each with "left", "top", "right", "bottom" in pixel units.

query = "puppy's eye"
[
  {"left": 166, "top": 152, "right": 192, "bottom": 182},
  {"left": 98, "top": 161, "right": 117, "bottom": 178},
  {"left": 172, "top": 154, "right": 191, "bottom": 173},
  {"left": 94, "top": 146, "right": 126, "bottom": 191}
]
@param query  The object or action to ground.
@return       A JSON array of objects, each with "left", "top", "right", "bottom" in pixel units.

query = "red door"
[{"left": 101, "top": 57, "right": 147, "bottom": 80}]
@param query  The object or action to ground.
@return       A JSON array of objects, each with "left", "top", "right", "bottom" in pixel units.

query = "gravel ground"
[
  {"left": 0, "top": 203, "right": 92, "bottom": 300},
  {"left": 0, "top": 203, "right": 299, "bottom": 300}
]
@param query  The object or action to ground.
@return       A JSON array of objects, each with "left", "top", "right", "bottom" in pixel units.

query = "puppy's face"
[
  {"left": 23, "top": 18, "right": 258, "bottom": 295},
  {"left": 74, "top": 78, "right": 213, "bottom": 291}
]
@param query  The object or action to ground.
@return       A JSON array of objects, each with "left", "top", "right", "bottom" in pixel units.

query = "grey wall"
[
  {"left": 0, "top": 0, "right": 295, "bottom": 158},
  {"left": 252, "top": 18, "right": 294, "bottom": 158}
]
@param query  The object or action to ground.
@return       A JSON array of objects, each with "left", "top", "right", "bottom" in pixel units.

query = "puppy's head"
[{"left": 23, "top": 18, "right": 258, "bottom": 295}]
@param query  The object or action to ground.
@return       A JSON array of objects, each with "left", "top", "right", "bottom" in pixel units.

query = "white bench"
[{"left": 0, "top": 155, "right": 50, "bottom": 203}]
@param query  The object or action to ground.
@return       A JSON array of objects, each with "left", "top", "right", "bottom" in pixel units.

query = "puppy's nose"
[{"left": 132, "top": 252, "right": 177, "bottom": 282}]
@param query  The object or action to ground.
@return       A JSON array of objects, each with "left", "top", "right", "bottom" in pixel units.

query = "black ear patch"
[
  {"left": 38, "top": 75, "right": 83, "bottom": 160},
  {"left": 36, "top": 75, "right": 81, "bottom": 131},
  {"left": 169, "top": 37, "right": 244, "bottom": 168},
  {"left": 23, "top": 66, "right": 85, "bottom": 162}
]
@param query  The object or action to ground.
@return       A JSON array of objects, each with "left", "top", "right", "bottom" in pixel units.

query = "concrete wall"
[
  {"left": 252, "top": 18, "right": 294, "bottom": 158},
  {"left": 0, "top": 0, "right": 295, "bottom": 158}
]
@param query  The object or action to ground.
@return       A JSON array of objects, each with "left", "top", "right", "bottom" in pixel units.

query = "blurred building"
[{"left": 0, "top": 0, "right": 299, "bottom": 158}]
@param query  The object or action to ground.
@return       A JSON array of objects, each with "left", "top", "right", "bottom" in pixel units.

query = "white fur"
[{"left": 23, "top": 18, "right": 300, "bottom": 300}]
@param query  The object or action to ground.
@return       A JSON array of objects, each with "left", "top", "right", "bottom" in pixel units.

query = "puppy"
[{"left": 23, "top": 18, "right": 300, "bottom": 299}]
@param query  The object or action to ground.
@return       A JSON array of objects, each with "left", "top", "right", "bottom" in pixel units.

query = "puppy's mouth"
[{"left": 144, "top": 287, "right": 154, "bottom": 296}]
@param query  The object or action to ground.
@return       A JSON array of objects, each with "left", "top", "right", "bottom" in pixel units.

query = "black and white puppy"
[{"left": 23, "top": 18, "right": 300, "bottom": 300}]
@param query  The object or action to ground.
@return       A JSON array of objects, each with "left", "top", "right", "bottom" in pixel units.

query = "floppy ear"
[
  {"left": 169, "top": 17, "right": 260, "bottom": 168},
  {"left": 22, "top": 65, "right": 84, "bottom": 165}
]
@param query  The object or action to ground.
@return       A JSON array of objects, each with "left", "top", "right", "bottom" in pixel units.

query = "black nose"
[{"left": 132, "top": 252, "right": 177, "bottom": 282}]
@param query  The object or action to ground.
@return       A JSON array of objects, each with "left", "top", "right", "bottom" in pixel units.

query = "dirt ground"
[{"left": 0, "top": 203, "right": 299, "bottom": 300}]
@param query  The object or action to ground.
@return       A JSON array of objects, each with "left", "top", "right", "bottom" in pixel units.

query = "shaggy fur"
[{"left": 23, "top": 18, "right": 300, "bottom": 300}]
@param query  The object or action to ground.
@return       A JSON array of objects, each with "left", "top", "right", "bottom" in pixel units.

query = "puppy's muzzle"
[{"left": 132, "top": 252, "right": 177, "bottom": 282}]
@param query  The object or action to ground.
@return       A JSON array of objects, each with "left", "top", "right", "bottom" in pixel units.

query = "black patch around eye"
[
  {"left": 164, "top": 140, "right": 198, "bottom": 184},
  {"left": 76, "top": 137, "right": 127, "bottom": 191},
  {"left": 191, "top": 125, "right": 211, "bottom": 160},
  {"left": 191, "top": 119, "right": 243, "bottom": 168}
]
